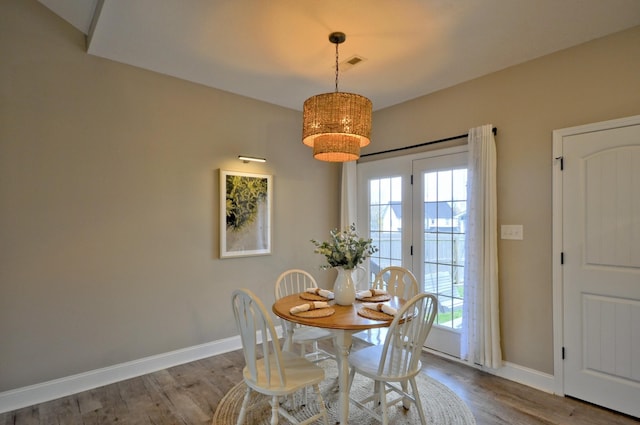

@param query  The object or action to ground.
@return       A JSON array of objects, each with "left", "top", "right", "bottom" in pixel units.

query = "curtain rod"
[{"left": 360, "top": 127, "right": 497, "bottom": 158}]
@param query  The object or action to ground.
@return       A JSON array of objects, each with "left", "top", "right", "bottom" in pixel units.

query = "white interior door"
[{"left": 554, "top": 115, "right": 640, "bottom": 418}]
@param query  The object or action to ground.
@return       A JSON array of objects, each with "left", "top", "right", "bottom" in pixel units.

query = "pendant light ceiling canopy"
[{"left": 302, "top": 32, "right": 372, "bottom": 162}]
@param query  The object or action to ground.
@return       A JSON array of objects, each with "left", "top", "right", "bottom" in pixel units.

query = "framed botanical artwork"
[{"left": 220, "top": 169, "right": 272, "bottom": 258}]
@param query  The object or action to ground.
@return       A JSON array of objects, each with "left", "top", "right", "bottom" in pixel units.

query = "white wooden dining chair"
[
  {"left": 356, "top": 266, "right": 420, "bottom": 344},
  {"left": 347, "top": 292, "right": 438, "bottom": 425},
  {"left": 231, "top": 288, "right": 329, "bottom": 425},
  {"left": 373, "top": 266, "right": 420, "bottom": 300},
  {"left": 274, "top": 269, "right": 335, "bottom": 362}
]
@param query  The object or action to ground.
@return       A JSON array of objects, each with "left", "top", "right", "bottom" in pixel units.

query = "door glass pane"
[
  {"left": 423, "top": 168, "right": 466, "bottom": 329},
  {"left": 369, "top": 177, "right": 402, "bottom": 280}
]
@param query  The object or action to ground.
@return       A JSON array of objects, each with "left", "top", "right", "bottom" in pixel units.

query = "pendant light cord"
[{"left": 335, "top": 41, "right": 339, "bottom": 93}]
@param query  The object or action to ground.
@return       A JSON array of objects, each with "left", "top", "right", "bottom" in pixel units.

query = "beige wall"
[
  {"left": 2, "top": 0, "right": 639, "bottom": 394},
  {"left": 371, "top": 26, "right": 640, "bottom": 373},
  {"left": 0, "top": 1, "right": 340, "bottom": 391}
]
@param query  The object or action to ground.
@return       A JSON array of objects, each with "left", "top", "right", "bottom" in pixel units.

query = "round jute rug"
[{"left": 212, "top": 361, "right": 475, "bottom": 424}]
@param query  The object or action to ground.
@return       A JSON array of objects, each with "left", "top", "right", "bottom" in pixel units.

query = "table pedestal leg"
[
  {"left": 282, "top": 321, "right": 295, "bottom": 352},
  {"left": 333, "top": 330, "right": 353, "bottom": 424}
]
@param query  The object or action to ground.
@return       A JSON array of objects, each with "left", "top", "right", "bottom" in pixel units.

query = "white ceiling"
[{"left": 39, "top": 0, "right": 640, "bottom": 111}]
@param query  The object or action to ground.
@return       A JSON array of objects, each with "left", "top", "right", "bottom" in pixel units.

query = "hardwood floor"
[{"left": 1, "top": 341, "right": 637, "bottom": 425}]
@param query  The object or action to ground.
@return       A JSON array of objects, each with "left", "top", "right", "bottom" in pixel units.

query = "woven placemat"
[
  {"left": 357, "top": 307, "right": 394, "bottom": 321},
  {"left": 299, "top": 292, "right": 329, "bottom": 301},
  {"left": 357, "top": 294, "right": 391, "bottom": 302},
  {"left": 292, "top": 307, "right": 335, "bottom": 318}
]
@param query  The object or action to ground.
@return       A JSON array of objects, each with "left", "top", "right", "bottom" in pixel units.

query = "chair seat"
[
  {"left": 293, "top": 327, "right": 335, "bottom": 362},
  {"left": 349, "top": 345, "right": 422, "bottom": 382},
  {"left": 244, "top": 350, "right": 326, "bottom": 396},
  {"left": 353, "top": 327, "right": 388, "bottom": 345},
  {"left": 292, "top": 326, "right": 333, "bottom": 343}
]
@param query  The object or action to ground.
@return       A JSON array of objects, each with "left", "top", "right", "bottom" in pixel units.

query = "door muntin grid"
[{"left": 423, "top": 168, "right": 466, "bottom": 328}]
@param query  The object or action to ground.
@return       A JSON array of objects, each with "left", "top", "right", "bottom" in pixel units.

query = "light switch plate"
[{"left": 501, "top": 225, "right": 524, "bottom": 240}]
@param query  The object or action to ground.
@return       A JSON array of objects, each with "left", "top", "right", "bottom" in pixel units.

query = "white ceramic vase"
[{"left": 333, "top": 266, "right": 356, "bottom": 305}]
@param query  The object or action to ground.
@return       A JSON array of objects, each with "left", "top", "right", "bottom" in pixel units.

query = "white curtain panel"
[
  {"left": 461, "top": 124, "right": 502, "bottom": 369},
  {"left": 340, "top": 161, "right": 357, "bottom": 228}
]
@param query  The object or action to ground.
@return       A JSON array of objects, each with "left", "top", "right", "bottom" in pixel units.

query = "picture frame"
[{"left": 220, "top": 169, "right": 272, "bottom": 258}]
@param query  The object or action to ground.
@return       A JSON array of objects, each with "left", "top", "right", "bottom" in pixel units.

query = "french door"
[
  {"left": 412, "top": 151, "right": 467, "bottom": 357},
  {"left": 358, "top": 156, "right": 413, "bottom": 281},
  {"left": 358, "top": 146, "right": 468, "bottom": 356}
]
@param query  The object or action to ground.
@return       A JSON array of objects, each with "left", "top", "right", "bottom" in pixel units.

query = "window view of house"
[
  {"left": 423, "top": 169, "right": 466, "bottom": 328},
  {"left": 366, "top": 168, "right": 466, "bottom": 329},
  {"left": 368, "top": 176, "right": 403, "bottom": 280}
]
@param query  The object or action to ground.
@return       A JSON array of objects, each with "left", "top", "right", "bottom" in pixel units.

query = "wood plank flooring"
[{"left": 1, "top": 341, "right": 637, "bottom": 425}]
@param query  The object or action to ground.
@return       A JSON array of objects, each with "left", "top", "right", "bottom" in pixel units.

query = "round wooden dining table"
[{"left": 272, "top": 293, "right": 405, "bottom": 424}]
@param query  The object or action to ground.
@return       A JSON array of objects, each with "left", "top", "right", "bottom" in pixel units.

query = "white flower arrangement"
[{"left": 311, "top": 224, "right": 378, "bottom": 270}]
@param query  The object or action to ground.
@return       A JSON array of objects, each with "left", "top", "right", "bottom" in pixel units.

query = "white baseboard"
[
  {"left": 424, "top": 348, "right": 556, "bottom": 394},
  {"left": 2, "top": 327, "right": 554, "bottom": 415},
  {"left": 0, "top": 335, "right": 244, "bottom": 414},
  {"left": 493, "top": 361, "right": 556, "bottom": 394}
]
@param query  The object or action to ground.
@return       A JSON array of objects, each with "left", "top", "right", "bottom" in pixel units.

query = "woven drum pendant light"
[{"left": 302, "top": 32, "right": 372, "bottom": 162}]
